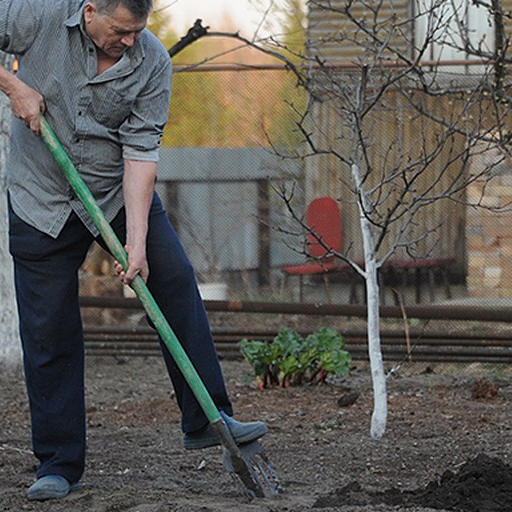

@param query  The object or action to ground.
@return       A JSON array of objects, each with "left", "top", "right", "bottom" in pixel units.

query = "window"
[{"left": 414, "top": 0, "right": 494, "bottom": 64}]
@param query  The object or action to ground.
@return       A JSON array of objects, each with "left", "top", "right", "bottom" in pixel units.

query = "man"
[{"left": 0, "top": 0, "right": 267, "bottom": 501}]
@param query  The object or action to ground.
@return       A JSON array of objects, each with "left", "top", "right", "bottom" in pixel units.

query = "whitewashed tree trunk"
[
  {"left": 348, "top": 70, "right": 388, "bottom": 437},
  {"left": 351, "top": 162, "right": 387, "bottom": 438},
  {"left": 0, "top": 52, "right": 21, "bottom": 370}
]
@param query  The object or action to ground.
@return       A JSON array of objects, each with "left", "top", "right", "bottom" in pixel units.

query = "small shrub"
[{"left": 239, "top": 327, "right": 351, "bottom": 389}]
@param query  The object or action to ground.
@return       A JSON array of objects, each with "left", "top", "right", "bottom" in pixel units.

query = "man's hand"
[
  {"left": 113, "top": 244, "right": 149, "bottom": 285},
  {"left": 9, "top": 79, "right": 45, "bottom": 134},
  {"left": 0, "top": 64, "right": 45, "bottom": 134}
]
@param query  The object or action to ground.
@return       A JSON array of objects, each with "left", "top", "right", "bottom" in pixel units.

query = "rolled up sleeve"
[
  {"left": 120, "top": 55, "right": 172, "bottom": 161},
  {"left": 122, "top": 147, "right": 160, "bottom": 162}
]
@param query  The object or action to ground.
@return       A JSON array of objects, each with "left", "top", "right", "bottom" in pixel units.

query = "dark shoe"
[
  {"left": 26, "top": 475, "right": 81, "bottom": 501},
  {"left": 184, "top": 411, "right": 268, "bottom": 450}
]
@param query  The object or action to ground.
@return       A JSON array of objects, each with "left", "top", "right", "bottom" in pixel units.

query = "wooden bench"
[
  {"left": 380, "top": 257, "right": 456, "bottom": 305},
  {"left": 282, "top": 257, "right": 456, "bottom": 305},
  {"left": 279, "top": 196, "right": 455, "bottom": 304}
]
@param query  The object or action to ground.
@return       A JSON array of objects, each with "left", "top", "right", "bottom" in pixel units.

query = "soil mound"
[{"left": 313, "top": 453, "right": 512, "bottom": 511}]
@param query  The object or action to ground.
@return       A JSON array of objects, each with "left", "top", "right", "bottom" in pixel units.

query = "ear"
[{"left": 83, "top": 2, "right": 97, "bottom": 24}]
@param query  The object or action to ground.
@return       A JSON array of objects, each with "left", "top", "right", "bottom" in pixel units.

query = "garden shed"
[{"left": 155, "top": 147, "right": 303, "bottom": 287}]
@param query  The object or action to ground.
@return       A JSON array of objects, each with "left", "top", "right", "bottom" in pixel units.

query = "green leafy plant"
[{"left": 239, "top": 327, "right": 351, "bottom": 389}]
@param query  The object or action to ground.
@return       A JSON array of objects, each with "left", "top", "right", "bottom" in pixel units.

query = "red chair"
[{"left": 281, "top": 197, "right": 342, "bottom": 302}]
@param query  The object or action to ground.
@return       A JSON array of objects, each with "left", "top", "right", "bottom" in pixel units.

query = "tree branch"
[{"left": 168, "top": 19, "right": 305, "bottom": 87}]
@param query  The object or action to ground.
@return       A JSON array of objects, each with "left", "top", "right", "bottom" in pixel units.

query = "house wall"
[
  {"left": 304, "top": 86, "right": 469, "bottom": 267},
  {"left": 305, "top": 0, "right": 512, "bottom": 278},
  {"left": 307, "top": 0, "right": 411, "bottom": 63}
]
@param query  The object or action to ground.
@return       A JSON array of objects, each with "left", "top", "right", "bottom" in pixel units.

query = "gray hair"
[{"left": 93, "top": 0, "right": 153, "bottom": 18}]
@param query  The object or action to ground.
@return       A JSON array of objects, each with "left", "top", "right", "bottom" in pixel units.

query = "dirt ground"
[{"left": 2, "top": 354, "right": 512, "bottom": 512}]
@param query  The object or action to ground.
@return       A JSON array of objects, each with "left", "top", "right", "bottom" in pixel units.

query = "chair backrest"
[{"left": 305, "top": 197, "right": 342, "bottom": 259}]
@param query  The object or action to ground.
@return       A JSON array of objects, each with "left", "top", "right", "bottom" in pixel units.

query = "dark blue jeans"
[{"left": 8, "top": 194, "right": 232, "bottom": 484}]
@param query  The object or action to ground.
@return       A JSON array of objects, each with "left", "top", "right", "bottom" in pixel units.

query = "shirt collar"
[{"left": 65, "top": 0, "right": 88, "bottom": 30}]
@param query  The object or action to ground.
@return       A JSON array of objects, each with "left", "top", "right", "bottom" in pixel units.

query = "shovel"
[{"left": 39, "top": 115, "right": 280, "bottom": 499}]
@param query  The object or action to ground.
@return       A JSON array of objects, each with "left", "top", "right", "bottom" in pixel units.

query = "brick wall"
[{"left": 467, "top": 148, "right": 512, "bottom": 298}]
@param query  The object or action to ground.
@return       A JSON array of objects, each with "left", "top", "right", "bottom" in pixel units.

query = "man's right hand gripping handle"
[{"left": 0, "top": 63, "right": 45, "bottom": 135}]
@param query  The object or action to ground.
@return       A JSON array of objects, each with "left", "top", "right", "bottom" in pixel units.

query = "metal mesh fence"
[{"left": 79, "top": 65, "right": 512, "bottom": 375}]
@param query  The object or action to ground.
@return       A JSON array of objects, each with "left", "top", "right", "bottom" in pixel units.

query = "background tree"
[
  {"left": 160, "top": 2, "right": 307, "bottom": 149},
  {"left": 267, "top": 0, "right": 308, "bottom": 149},
  {"left": 0, "top": 52, "right": 21, "bottom": 370},
  {"left": 147, "top": 0, "right": 177, "bottom": 49}
]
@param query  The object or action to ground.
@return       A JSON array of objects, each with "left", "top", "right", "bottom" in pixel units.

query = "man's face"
[{"left": 83, "top": 2, "right": 147, "bottom": 59}]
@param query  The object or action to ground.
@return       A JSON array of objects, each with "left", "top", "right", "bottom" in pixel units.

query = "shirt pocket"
[{"left": 89, "top": 85, "right": 136, "bottom": 129}]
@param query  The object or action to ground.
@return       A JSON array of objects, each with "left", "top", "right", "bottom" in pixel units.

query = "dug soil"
[{"left": 2, "top": 355, "right": 512, "bottom": 512}]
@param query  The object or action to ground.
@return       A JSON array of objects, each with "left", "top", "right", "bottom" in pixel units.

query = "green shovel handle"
[{"left": 39, "top": 115, "right": 221, "bottom": 426}]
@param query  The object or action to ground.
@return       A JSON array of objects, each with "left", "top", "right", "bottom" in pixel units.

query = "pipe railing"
[{"left": 81, "top": 297, "right": 512, "bottom": 363}]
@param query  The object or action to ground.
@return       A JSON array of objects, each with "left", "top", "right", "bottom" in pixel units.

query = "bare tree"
[
  {"left": 273, "top": 0, "right": 512, "bottom": 437},
  {"left": 0, "top": 52, "right": 21, "bottom": 370}
]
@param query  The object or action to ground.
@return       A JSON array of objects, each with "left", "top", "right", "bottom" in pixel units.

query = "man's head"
[
  {"left": 93, "top": 0, "right": 153, "bottom": 19},
  {"left": 84, "top": 0, "right": 153, "bottom": 59}
]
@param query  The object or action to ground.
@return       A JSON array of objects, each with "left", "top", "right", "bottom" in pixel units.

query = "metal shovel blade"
[{"left": 223, "top": 441, "right": 281, "bottom": 499}]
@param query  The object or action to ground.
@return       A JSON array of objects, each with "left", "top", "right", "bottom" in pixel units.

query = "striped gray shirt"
[{"left": 0, "top": 0, "right": 172, "bottom": 237}]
